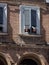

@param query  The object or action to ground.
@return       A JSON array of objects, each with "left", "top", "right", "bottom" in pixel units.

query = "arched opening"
[
  {"left": 20, "top": 59, "right": 38, "bottom": 65},
  {"left": 0, "top": 56, "right": 7, "bottom": 65},
  {"left": 0, "top": 58, "right": 7, "bottom": 65},
  {"left": 0, "top": 52, "right": 11, "bottom": 65},
  {"left": 17, "top": 52, "right": 46, "bottom": 65}
]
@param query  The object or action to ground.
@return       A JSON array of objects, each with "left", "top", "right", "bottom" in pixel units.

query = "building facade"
[{"left": 0, "top": 0, "right": 49, "bottom": 65}]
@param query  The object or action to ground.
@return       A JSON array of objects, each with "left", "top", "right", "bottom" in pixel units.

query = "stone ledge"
[
  {"left": 0, "top": 33, "right": 8, "bottom": 35},
  {"left": 18, "top": 34, "right": 42, "bottom": 37},
  {"left": 0, "top": 43, "right": 49, "bottom": 49}
]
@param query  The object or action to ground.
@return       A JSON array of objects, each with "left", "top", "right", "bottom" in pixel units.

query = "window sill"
[
  {"left": 18, "top": 34, "right": 42, "bottom": 37},
  {"left": 0, "top": 33, "right": 8, "bottom": 35}
]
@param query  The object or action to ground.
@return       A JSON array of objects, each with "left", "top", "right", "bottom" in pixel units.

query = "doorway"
[{"left": 20, "top": 58, "right": 38, "bottom": 65}]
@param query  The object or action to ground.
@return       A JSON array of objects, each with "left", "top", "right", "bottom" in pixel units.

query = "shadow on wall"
[
  {"left": 40, "top": 8, "right": 46, "bottom": 45},
  {"left": 41, "top": 6, "right": 49, "bottom": 45}
]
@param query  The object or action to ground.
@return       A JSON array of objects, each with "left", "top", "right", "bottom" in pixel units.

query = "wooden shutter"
[
  {"left": 36, "top": 8, "right": 40, "bottom": 34},
  {"left": 20, "top": 6, "right": 31, "bottom": 34},
  {"left": 3, "top": 4, "right": 7, "bottom": 32},
  {"left": 19, "top": 5, "right": 40, "bottom": 34},
  {"left": 24, "top": 9, "right": 31, "bottom": 34}
]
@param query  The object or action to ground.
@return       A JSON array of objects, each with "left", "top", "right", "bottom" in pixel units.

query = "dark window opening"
[
  {"left": 0, "top": 7, "right": 3, "bottom": 24},
  {"left": 31, "top": 10, "right": 36, "bottom": 34},
  {"left": 24, "top": 10, "right": 37, "bottom": 34},
  {"left": 0, "top": 27, "right": 3, "bottom": 32},
  {"left": 20, "top": 59, "right": 38, "bottom": 65}
]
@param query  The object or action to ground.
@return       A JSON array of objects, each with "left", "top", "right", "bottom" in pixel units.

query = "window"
[
  {"left": 19, "top": 5, "right": 40, "bottom": 35},
  {"left": 46, "top": 0, "right": 49, "bottom": 3},
  {"left": 0, "top": 3, "right": 7, "bottom": 33}
]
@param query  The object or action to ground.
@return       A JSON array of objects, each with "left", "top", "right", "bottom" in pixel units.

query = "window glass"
[
  {"left": 0, "top": 3, "right": 7, "bottom": 33},
  {"left": 0, "top": 27, "right": 3, "bottom": 32},
  {"left": 31, "top": 10, "right": 36, "bottom": 27},
  {"left": 31, "top": 10, "right": 36, "bottom": 33},
  {"left": 0, "top": 7, "right": 3, "bottom": 24}
]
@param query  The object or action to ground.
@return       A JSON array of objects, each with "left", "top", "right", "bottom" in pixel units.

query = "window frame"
[
  {"left": 0, "top": 3, "right": 7, "bottom": 33},
  {"left": 19, "top": 5, "right": 40, "bottom": 35}
]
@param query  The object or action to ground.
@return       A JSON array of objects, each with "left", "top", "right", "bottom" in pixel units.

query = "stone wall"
[
  {"left": 0, "top": 1, "right": 48, "bottom": 65},
  {"left": 0, "top": 0, "right": 49, "bottom": 45}
]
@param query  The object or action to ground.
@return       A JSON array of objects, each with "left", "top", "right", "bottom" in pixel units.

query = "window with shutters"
[
  {"left": 19, "top": 5, "right": 40, "bottom": 35},
  {"left": 0, "top": 3, "right": 7, "bottom": 33}
]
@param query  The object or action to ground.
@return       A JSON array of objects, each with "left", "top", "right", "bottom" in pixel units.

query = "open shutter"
[
  {"left": 19, "top": 5, "right": 40, "bottom": 35},
  {"left": 24, "top": 9, "right": 31, "bottom": 34},
  {"left": 20, "top": 6, "right": 31, "bottom": 34},
  {"left": 3, "top": 4, "right": 7, "bottom": 32},
  {"left": 36, "top": 8, "right": 40, "bottom": 34},
  {"left": 20, "top": 7, "right": 24, "bottom": 34}
]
